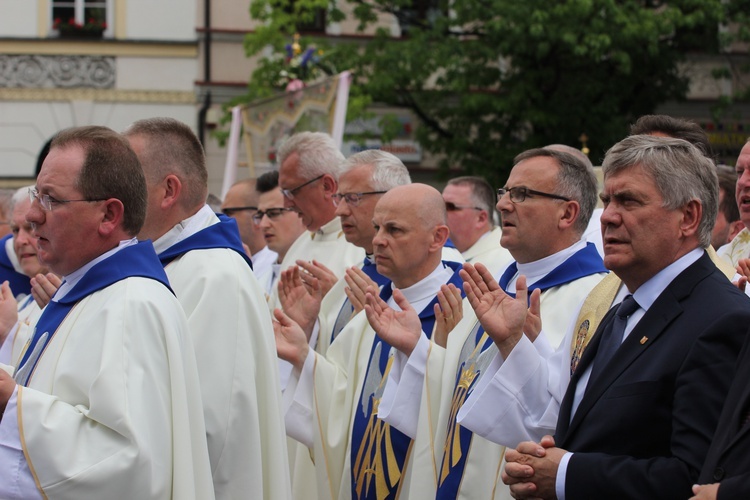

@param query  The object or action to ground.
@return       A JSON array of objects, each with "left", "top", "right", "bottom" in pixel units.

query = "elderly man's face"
[
  {"left": 11, "top": 197, "right": 45, "bottom": 278},
  {"left": 278, "top": 152, "right": 330, "bottom": 232},
  {"left": 599, "top": 164, "right": 686, "bottom": 291},
  {"left": 334, "top": 165, "right": 384, "bottom": 252},
  {"left": 26, "top": 144, "right": 104, "bottom": 276}
]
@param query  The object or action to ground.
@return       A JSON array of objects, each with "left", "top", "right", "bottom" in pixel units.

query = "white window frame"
[{"left": 50, "top": 0, "right": 112, "bottom": 38}]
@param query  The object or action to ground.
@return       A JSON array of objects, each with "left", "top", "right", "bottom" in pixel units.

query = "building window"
[
  {"left": 51, "top": 0, "right": 109, "bottom": 38},
  {"left": 284, "top": 1, "right": 326, "bottom": 34}
]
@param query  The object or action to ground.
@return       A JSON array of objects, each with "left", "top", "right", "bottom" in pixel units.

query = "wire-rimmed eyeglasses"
[
  {"left": 281, "top": 175, "right": 324, "bottom": 200},
  {"left": 331, "top": 191, "right": 387, "bottom": 207},
  {"left": 28, "top": 187, "right": 106, "bottom": 211},
  {"left": 497, "top": 186, "right": 571, "bottom": 203}
]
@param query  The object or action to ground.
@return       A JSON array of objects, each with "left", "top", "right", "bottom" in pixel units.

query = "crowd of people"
[{"left": 0, "top": 114, "right": 748, "bottom": 499}]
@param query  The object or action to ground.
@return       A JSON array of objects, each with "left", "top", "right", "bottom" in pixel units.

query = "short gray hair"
[
  {"left": 513, "top": 148, "right": 598, "bottom": 234},
  {"left": 602, "top": 134, "right": 718, "bottom": 248},
  {"left": 277, "top": 132, "right": 345, "bottom": 180},
  {"left": 447, "top": 176, "right": 497, "bottom": 228},
  {"left": 342, "top": 150, "right": 411, "bottom": 190},
  {"left": 10, "top": 185, "right": 34, "bottom": 212}
]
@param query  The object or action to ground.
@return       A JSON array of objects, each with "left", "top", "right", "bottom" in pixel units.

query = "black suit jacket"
[
  {"left": 699, "top": 328, "right": 750, "bottom": 499},
  {"left": 555, "top": 252, "right": 750, "bottom": 499}
]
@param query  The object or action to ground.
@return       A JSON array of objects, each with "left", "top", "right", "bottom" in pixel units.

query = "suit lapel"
[{"left": 560, "top": 253, "right": 714, "bottom": 445}]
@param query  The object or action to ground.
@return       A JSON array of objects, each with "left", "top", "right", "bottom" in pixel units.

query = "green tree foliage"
[{"left": 243, "top": 0, "right": 731, "bottom": 183}]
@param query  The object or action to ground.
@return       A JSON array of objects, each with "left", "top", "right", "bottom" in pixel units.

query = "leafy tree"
[{"left": 242, "top": 0, "right": 733, "bottom": 183}]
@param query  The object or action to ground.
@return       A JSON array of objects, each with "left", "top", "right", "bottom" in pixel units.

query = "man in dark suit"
[
  {"left": 487, "top": 135, "right": 750, "bottom": 499},
  {"left": 691, "top": 331, "right": 750, "bottom": 500}
]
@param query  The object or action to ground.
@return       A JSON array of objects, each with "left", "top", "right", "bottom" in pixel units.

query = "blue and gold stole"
[
  {"left": 329, "top": 257, "right": 391, "bottom": 346},
  {"left": 158, "top": 214, "right": 251, "bottom": 268},
  {"left": 436, "top": 243, "right": 607, "bottom": 498},
  {"left": 351, "top": 261, "right": 464, "bottom": 500},
  {"left": 15, "top": 241, "right": 170, "bottom": 386}
]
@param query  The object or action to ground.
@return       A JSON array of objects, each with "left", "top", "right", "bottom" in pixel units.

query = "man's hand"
[
  {"left": 343, "top": 267, "right": 378, "bottom": 315},
  {"left": 523, "top": 287, "right": 542, "bottom": 343},
  {"left": 296, "top": 259, "right": 338, "bottom": 298},
  {"left": 364, "top": 287, "right": 422, "bottom": 357},
  {"left": 460, "top": 262, "right": 528, "bottom": 358},
  {"left": 503, "top": 435, "right": 564, "bottom": 499},
  {"left": 433, "top": 284, "right": 463, "bottom": 348},
  {"left": 272, "top": 308, "right": 310, "bottom": 371},
  {"left": 31, "top": 272, "right": 62, "bottom": 308},
  {"left": 690, "top": 483, "right": 719, "bottom": 500},
  {"left": 0, "top": 366, "right": 16, "bottom": 418},
  {"left": 0, "top": 282, "right": 18, "bottom": 346},
  {"left": 278, "top": 267, "right": 322, "bottom": 337}
]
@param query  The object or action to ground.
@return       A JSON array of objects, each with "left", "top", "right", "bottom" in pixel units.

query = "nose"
[
  {"left": 496, "top": 191, "right": 512, "bottom": 212},
  {"left": 599, "top": 202, "right": 620, "bottom": 228},
  {"left": 738, "top": 168, "right": 750, "bottom": 190},
  {"left": 26, "top": 200, "right": 44, "bottom": 227},
  {"left": 335, "top": 199, "right": 351, "bottom": 217},
  {"left": 372, "top": 227, "right": 385, "bottom": 248}
]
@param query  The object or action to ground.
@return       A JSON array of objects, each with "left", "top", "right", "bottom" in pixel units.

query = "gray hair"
[
  {"left": 277, "top": 132, "right": 345, "bottom": 180},
  {"left": 342, "top": 150, "right": 411, "bottom": 190},
  {"left": 513, "top": 148, "right": 598, "bottom": 234},
  {"left": 602, "top": 134, "right": 718, "bottom": 248},
  {"left": 447, "top": 176, "right": 497, "bottom": 228},
  {"left": 10, "top": 185, "right": 34, "bottom": 212}
]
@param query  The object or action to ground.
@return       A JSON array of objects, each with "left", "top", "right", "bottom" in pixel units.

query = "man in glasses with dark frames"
[
  {"left": 123, "top": 118, "right": 291, "bottom": 500},
  {"left": 253, "top": 171, "right": 306, "bottom": 298},
  {"left": 370, "top": 147, "right": 607, "bottom": 500},
  {"left": 0, "top": 126, "right": 214, "bottom": 499},
  {"left": 443, "top": 176, "right": 513, "bottom": 276},
  {"left": 269, "top": 132, "right": 365, "bottom": 311},
  {"left": 221, "top": 178, "right": 277, "bottom": 284}
]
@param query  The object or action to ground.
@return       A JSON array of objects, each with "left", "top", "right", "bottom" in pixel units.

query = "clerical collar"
[
  {"left": 387, "top": 262, "right": 454, "bottom": 313},
  {"left": 151, "top": 204, "right": 217, "bottom": 254},
  {"left": 56, "top": 238, "right": 138, "bottom": 301},
  {"left": 508, "top": 239, "right": 587, "bottom": 292},
  {"left": 365, "top": 254, "right": 375, "bottom": 265}
]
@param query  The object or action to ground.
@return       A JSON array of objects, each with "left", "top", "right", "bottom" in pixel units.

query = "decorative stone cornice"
[
  {"left": 0, "top": 87, "right": 196, "bottom": 103},
  {"left": 0, "top": 55, "right": 115, "bottom": 88}
]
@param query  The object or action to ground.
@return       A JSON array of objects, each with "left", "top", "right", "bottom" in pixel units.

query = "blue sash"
[
  {"left": 351, "top": 261, "right": 464, "bottom": 500},
  {"left": 436, "top": 243, "right": 607, "bottom": 498},
  {"left": 158, "top": 214, "right": 251, "bottom": 269},
  {"left": 16, "top": 241, "right": 172, "bottom": 385},
  {"left": 16, "top": 241, "right": 170, "bottom": 386},
  {"left": 329, "top": 258, "right": 391, "bottom": 345},
  {"left": 0, "top": 234, "right": 31, "bottom": 297}
]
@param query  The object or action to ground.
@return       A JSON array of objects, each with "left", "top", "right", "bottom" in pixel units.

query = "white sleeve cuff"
[
  {"left": 377, "top": 333, "right": 430, "bottom": 438},
  {"left": 283, "top": 349, "right": 316, "bottom": 448},
  {"left": 555, "top": 452, "right": 573, "bottom": 500}
]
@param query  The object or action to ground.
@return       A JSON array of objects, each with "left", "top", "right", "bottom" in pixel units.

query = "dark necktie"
[{"left": 589, "top": 294, "right": 639, "bottom": 383}]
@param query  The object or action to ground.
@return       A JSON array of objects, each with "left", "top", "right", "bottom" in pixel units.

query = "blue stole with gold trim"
[
  {"left": 15, "top": 241, "right": 170, "bottom": 386},
  {"left": 329, "top": 257, "right": 391, "bottom": 345},
  {"left": 350, "top": 261, "right": 464, "bottom": 500},
  {"left": 158, "top": 214, "right": 251, "bottom": 268},
  {"left": 435, "top": 243, "right": 607, "bottom": 499}
]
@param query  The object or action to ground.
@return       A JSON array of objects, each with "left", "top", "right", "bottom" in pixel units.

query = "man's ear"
[
  {"left": 679, "top": 199, "right": 702, "bottom": 238},
  {"left": 558, "top": 200, "right": 581, "bottom": 231},
  {"left": 431, "top": 225, "right": 450, "bottom": 252},
  {"left": 321, "top": 174, "right": 337, "bottom": 199},
  {"left": 98, "top": 198, "right": 125, "bottom": 237},
  {"left": 160, "top": 174, "right": 183, "bottom": 210}
]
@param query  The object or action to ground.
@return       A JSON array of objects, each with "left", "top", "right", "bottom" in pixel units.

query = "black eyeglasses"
[
  {"left": 497, "top": 187, "right": 571, "bottom": 203},
  {"left": 331, "top": 191, "right": 387, "bottom": 207},
  {"left": 252, "top": 207, "right": 297, "bottom": 225},
  {"left": 29, "top": 187, "right": 106, "bottom": 211},
  {"left": 221, "top": 206, "right": 257, "bottom": 217},
  {"left": 445, "top": 201, "right": 483, "bottom": 212},
  {"left": 281, "top": 174, "right": 324, "bottom": 200}
]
